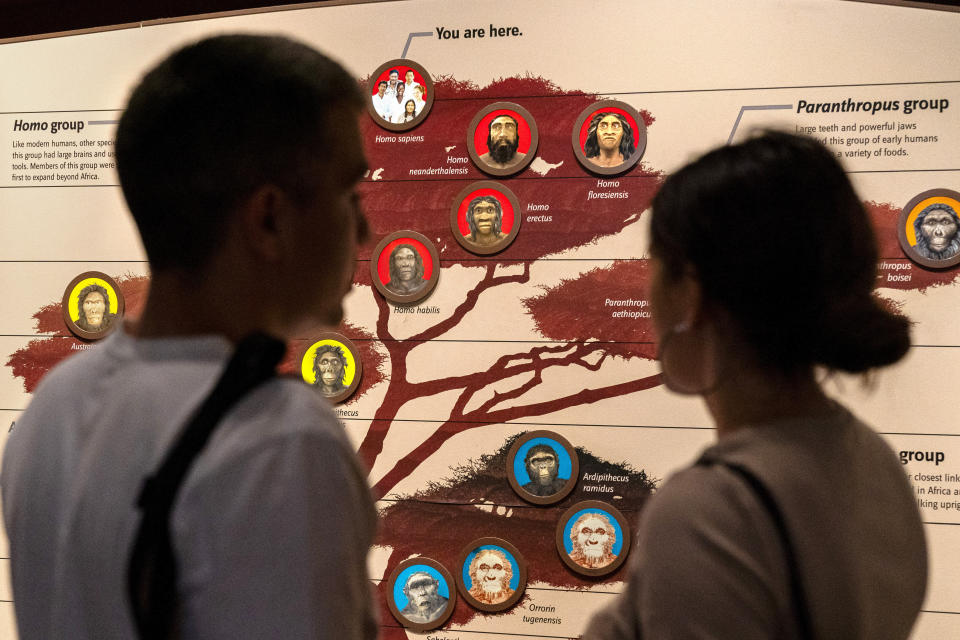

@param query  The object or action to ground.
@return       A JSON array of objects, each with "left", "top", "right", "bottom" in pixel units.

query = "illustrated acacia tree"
[
  {"left": 374, "top": 434, "right": 657, "bottom": 635},
  {"left": 7, "top": 78, "right": 957, "bottom": 510},
  {"left": 352, "top": 77, "right": 664, "bottom": 500}
]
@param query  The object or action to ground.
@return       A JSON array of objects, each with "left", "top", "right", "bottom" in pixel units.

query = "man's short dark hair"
[
  {"left": 116, "top": 35, "right": 363, "bottom": 272},
  {"left": 378, "top": 80, "right": 388, "bottom": 88}
]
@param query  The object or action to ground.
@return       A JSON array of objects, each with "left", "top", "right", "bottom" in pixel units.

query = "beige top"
[{"left": 584, "top": 405, "right": 926, "bottom": 639}]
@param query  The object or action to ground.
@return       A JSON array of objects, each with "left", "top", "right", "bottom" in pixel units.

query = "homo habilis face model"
[
  {"left": 584, "top": 112, "right": 635, "bottom": 168},
  {"left": 385, "top": 244, "right": 427, "bottom": 294},
  {"left": 312, "top": 344, "right": 348, "bottom": 396},
  {"left": 399, "top": 572, "right": 448, "bottom": 624},
  {"left": 479, "top": 115, "right": 526, "bottom": 169},
  {"left": 468, "top": 549, "right": 514, "bottom": 604},
  {"left": 914, "top": 202, "right": 960, "bottom": 260},
  {"left": 569, "top": 512, "right": 617, "bottom": 569},
  {"left": 521, "top": 443, "right": 566, "bottom": 497}
]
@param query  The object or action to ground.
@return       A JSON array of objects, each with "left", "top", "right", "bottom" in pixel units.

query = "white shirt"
[
  {"left": 2, "top": 329, "right": 378, "bottom": 640},
  {"left": 371, "top": 93, "right": 391, "bottom": 121},
  {"left": 403, "top": 81, "right": 421, "bottom": 98},
  {"left": 389, "top": 97, "right": 409, "bottom": 123}
]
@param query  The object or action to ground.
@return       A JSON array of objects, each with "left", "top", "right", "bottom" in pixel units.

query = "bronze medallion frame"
[
  {"left": 370, "top": 230, "right": 441, "bottom": 305},
  {"left": 385, "top": 557, "right": 457, "bottom": 632},
  {"left": 450, "top": 181, "right": 522, "bottom": 256},
  {"left": 366, "top": 58, "right": 435, "bottom": 132},
  {"left": 571, "top": 99, "right": 647, "bottom": 177},
  {"left": 555, "top": 500, "right": 631, "bottom": 577},
  {"left": 506, "top": 430, "right": 579, "bottom": 505},
  {"left": 897, "top": 188, "right": 960, "bottom": 269},
  {"left": 456, "top": 537, "right": 527, "bottom": 613},
  {"left": 61, "top": 271, "right": 124, "bottom": 341},
  {"left": 299, "top": 331, "right": 363, "bottom": 404},
  {"left": 466, "top": 102, "right": 539, "bottom": 177}
]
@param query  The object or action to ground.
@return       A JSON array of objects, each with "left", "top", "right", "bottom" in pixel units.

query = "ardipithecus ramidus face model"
[
  {"left": 526, "top": 444, "right": 558, "bottom": 487},
  {"left": 519, "top": 443, "right": 568, "bottom": 497}
]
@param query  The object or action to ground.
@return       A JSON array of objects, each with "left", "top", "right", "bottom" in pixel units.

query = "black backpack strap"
[
  {"left": 127, "top": 332, "right": 286, "bottom": 640},
  {"left": 697, "top": 456, "right": 814, "bottom": 640}
]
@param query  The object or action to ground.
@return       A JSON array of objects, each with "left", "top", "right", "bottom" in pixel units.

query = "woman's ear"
[{"left": 671, "top": 270, "right": 704, "bottom": 331}]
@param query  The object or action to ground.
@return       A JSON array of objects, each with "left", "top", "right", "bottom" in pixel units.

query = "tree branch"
[
  {"left": 409, "top": 262, "right": 531, "bottom": 343},
  {"left": 371, "top": 371, "right": 663, "bottom": 499}
]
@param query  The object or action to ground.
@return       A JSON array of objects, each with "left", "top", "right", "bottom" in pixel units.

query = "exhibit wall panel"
[{"left": 1, "top": 0, "right": 958, "bottom": 638}]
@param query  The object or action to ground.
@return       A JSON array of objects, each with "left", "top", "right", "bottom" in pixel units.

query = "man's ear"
[{"left": 235, "top": 184, "right": 289, "bottom": 262}]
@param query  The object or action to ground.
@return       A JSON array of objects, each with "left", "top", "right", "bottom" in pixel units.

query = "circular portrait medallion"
[
  {"left": 506, "top": 430, "right": 579, "bottom": 505},
  {"left": 386, "top": 557, "right": 456, "bottom": 632},
  {"left": 450, "top": 181, "right": 521, "bottom": 255},
  {"left": 370, "top": 230, "right": 440, "bottom": 305},
  {"left": 456, "top": 537, "right": 526, "bottom": 612},
  {"left": 61, "top": 271, "right": 124, "bottom": 340},
  {"left": 572, "top": 100, "right": 647, "bottom": 176},
  {"left": 897, "top": 189, "right": 960, "bottom": 269},
  {"left": 366, "top": 59, "right": 435, "bottom": 132},
  {"left": 556, "top": 500, "right": 631, "bottom": 577},
  {"left": 467, "top": 102, "right": 539, "bottom": 177},
  {"left": 298, "top": 332, "right": 362, "bottom": 404}
]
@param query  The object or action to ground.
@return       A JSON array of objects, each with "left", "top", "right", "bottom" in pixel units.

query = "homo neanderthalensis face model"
[{"left": 467, "top": 102, "right": 539, "bottom": 177}]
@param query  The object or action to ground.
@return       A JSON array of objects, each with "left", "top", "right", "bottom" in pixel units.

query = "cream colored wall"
[{"left": 1, "top": 1, "right": 958, "bottom": 637}]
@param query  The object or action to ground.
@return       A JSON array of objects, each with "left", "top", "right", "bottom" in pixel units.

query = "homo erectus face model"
[{"left": 464, "top": 195, "right": 505, "bottom": 246}]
